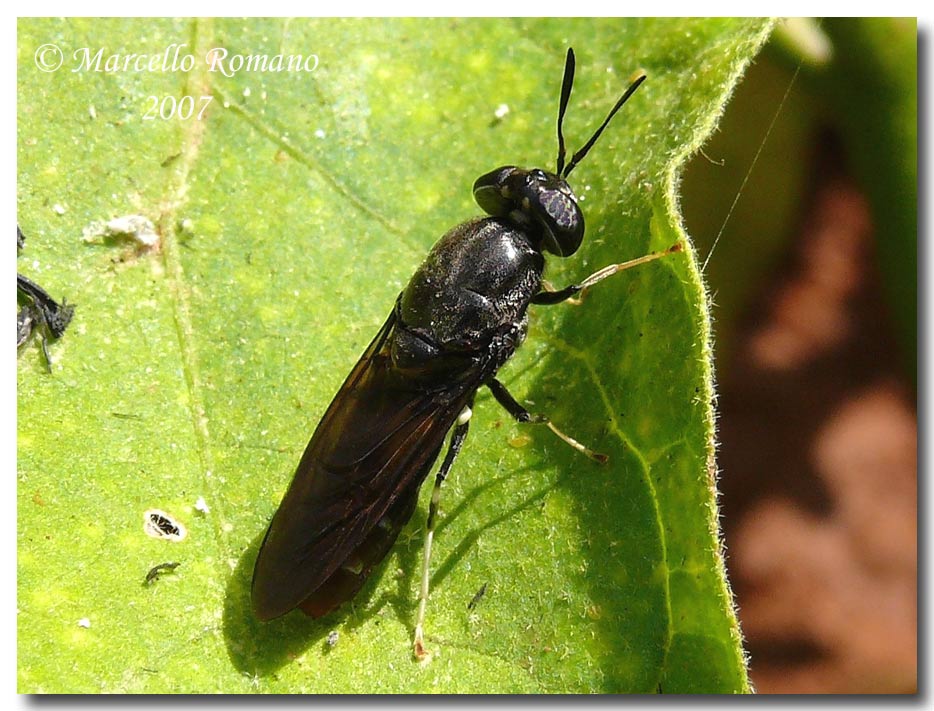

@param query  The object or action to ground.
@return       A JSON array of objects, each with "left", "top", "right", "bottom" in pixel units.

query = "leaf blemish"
[{"left": 143, "top": 509, "right": 187, "bottom": 542}]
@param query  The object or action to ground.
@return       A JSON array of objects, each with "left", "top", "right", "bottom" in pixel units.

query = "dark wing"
[{"left": 251, "top": 307, "right": 480, "bottom": 620}]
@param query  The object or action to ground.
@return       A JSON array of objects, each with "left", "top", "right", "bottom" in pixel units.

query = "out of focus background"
[{"left": 680, "top": 18, "right": 917, "bottom": 693}]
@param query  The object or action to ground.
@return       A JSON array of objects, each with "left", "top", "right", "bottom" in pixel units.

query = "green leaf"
[{"left": 18, "top": 18, "right": 770, "bottom": 693}]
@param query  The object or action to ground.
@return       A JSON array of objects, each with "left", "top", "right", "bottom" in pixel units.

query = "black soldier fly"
[{"left": 251, "top": 48, "right": 682, "bottom": 659}]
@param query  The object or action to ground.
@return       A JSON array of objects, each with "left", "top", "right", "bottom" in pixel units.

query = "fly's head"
[
  {"left": 473, "top": 166, "right": 584, "bottom": 257},
  {"left": 471, "top": 48, "right": 646, "bottom": 261}
]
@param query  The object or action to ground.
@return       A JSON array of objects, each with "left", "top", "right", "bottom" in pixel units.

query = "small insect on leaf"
[
  {"left": 144, "top": 561, "right": 181, "bottom": 585},
  {"left": 143, "top": 509, "right": 187, "bottom": 542},
  {"left": 467, "top": 582, "right": 489, "bottom": 610},
  {"left": 17, "top": 227, "right": 76, "bottom": 372}
]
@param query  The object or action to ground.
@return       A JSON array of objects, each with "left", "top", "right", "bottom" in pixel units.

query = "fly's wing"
[
  {"left": 294, "top": 473, "right": 423, "bottom": 619},
  {"left": 251, "top": 308, "right": 479, "bottom": 621}
]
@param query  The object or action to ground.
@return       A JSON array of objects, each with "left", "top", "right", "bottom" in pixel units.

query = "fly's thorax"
[{"left": 399, "top": 217, "right": 544, "bottom": 350}]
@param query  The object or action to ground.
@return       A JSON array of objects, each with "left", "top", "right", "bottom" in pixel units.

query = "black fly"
[
  {"left": 17, "top": 227, "right": 75, "bottom": 372},
  {"left": 251, "top": 49, "right": 682, "bottom": 658}
]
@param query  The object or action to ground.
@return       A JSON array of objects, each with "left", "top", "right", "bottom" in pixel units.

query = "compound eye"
[
  {"left": 473, "top": 166, "right": 583, "bottom": 256},
  {"left": 473, "top": 166, "right": 520, "bottom": 216},
  {"left": 541, "top": 188, "right": 578, "bottom": 232},
  {"left": 532, "top": 183, "right": 584, "bottom": 257}
]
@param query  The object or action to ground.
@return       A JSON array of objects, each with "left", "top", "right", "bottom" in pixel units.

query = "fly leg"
[
  {"left": 413, "top": 405, "right": 472, "bottom": 661},
  {"left": 488, "top": 379, "right": 606, "bottom": 463},
  {"left": 531, "top": 242, "right": 682, "bottom": 305}
]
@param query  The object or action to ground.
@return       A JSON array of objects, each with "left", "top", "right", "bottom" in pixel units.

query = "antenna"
[
  {"left": 555, "top": 48, "right": 576, "bottom": 176},
  {"left": 558, "top": 50, "right": 647, "bottom": 178}
]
